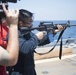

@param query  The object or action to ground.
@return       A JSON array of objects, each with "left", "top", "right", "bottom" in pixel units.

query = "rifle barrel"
[{"left": 70, "top": 25, "right": 76, "bottom": 26}]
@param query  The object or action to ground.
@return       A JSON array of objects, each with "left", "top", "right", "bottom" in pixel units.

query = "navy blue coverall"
[{"left": 7, "top": 28, "right": 50, "bottom": 75}]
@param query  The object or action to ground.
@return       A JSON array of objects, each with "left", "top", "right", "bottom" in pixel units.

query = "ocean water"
[{"left": 32, "top": 20, "right": 76, "bottom": 40}]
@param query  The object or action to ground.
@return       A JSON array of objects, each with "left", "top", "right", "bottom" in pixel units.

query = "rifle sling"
[{"left": 34, "top": 29, "right": 66, "bottom": 59}]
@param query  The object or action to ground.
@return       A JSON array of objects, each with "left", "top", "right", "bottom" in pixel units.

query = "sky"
[{"left": 8, "top": 0, "right": 76, "bottom": 21}]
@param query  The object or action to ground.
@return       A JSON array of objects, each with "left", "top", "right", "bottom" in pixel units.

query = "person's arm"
[
  {"left": 18, "top": 32, "right": 39, "bottom": 54},
  {"left": 18, "top": 31, "right": 45, "bottom": 54},
  {"left": 0, "top": 4, "right": 19, "bottom": 66},
  {"left": 38, "top": 34, "right": 50, "bottom": 46}
]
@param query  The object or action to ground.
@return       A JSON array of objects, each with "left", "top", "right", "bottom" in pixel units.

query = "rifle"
[
  {"left": 21, "top": 20, "right": 76, "bottom": 34},
  {"left": 21, "top": 20, "right": 76, "bottom": 36},
  {"left": 21, "top": 20, "right": 76, "bottom": 59}
]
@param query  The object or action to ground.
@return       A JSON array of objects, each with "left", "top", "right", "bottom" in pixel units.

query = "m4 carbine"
[{"left": 21, "top": 20, "right": 71, "bottom": 34}]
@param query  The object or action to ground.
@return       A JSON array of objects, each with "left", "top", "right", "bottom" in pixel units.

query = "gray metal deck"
[{"left": 35, "top": 50, "right": 76, "bottom": 75}]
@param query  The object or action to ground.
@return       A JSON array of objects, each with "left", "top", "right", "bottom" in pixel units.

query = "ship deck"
[{"left": 35, "top": 39, "right": 76, "bottom": 75}]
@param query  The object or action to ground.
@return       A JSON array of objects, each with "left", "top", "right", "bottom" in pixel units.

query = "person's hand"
[
  {"left": 54, "top": 25, "right": 64, "bottom": 33},
  {"left": 36, "top": 31, "right": 45, "bottom": 40},
  {"left": 2, "top": 4, "right": 19, "bottom": 26}
]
